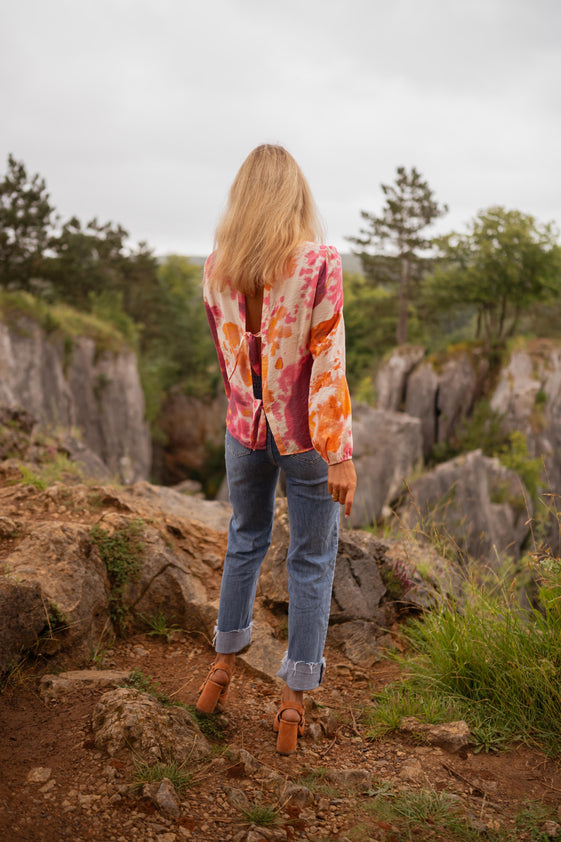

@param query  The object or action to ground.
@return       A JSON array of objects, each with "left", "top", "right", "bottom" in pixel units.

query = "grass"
[
  {"left": 356, "top": 787, "right": 561, "bottom": 841},
  {"left": 132, "top": 757, "right": 193, "bottom": 793},
  {"left": 239, "top": 803, "right": 279, "bottom": 827},
  {"left": 0, "top": 289, "right": 133, "bottom": 354},
  {"left": 89, "top": 518, "right": 145, "bottom": 629},
  {"left": 186, "top": 705, "right": 228, "bottom": 742},
  {"left": 366, "top": 552, "right": 561, "bottom": 756},
  {"left": 124, "top": 668, "right": 174, "bottom": 706},
  {"left": 15, "top": 454, "right": 84, "bottom": 490},
  {"left": 140, "top": 609, "right": 181, "bottom": 642},
  {"left": 296, "top": 767, "right": 342, "bottom": 798}
]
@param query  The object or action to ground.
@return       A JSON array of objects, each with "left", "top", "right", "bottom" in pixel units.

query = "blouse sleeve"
[{"left": 307, "top": 246, "right": 353, "bottom": 465}]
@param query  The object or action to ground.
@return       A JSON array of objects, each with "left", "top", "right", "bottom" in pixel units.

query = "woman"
[{"left": 196, "top": 144, "right": 357, "bottom": 755}]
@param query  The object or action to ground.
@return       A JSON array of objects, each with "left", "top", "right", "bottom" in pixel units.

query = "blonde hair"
[{"left": 210, "top": 144, "right": 324, "bottom": 294}]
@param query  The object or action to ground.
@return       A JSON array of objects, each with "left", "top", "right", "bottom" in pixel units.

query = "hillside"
[{"left": 1, "top": 422, "right": 561, "bottom": 841}]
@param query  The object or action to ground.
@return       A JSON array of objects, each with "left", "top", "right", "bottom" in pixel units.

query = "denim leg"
[
  {"left": 215, "top": 431, "right": 279, "bottom": 654},
  {"left": 275, "top": 446, "right": 339, "bottom": 690}
]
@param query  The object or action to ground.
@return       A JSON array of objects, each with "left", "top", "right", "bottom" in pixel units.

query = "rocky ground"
[
  {"left": 1, "top": 631, "right": 561, "bottom": 842},
  {"left": 1, "top": 420, "right": 561, "bottom": 842}
]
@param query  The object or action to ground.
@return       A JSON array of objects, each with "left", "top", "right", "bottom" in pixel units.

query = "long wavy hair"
[{"left": 210, "top": 144, "right": 324, "bottom": 294}]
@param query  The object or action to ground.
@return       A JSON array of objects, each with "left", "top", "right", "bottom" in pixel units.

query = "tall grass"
[{"left": 369, "top": 553, "right": 561, "bottom": 755}]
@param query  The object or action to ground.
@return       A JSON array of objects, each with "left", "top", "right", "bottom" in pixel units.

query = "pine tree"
[{"left": 348, "top": 166, "right": 447, "bottom": 344}]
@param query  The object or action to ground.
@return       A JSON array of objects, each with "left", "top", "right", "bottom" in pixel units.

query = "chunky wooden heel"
[
  {"left": 196, "top": 662, "right": 232, "bottom": 714},
  {"left": 273, "top": 701, "right": 305, "bottom": 755}
]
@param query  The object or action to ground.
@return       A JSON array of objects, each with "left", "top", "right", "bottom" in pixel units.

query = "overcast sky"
[{"left": 2, "top": 0, "right": 560, "bottom": 257}]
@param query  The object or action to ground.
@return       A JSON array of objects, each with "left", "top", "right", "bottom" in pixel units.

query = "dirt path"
[{"left": 1, "top": 632, "right": 561, "bottom": 842}]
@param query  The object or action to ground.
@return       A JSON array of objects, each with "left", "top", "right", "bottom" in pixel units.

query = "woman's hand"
[{"left": 328, "top": 459, "right": 357, "bottom": 519}]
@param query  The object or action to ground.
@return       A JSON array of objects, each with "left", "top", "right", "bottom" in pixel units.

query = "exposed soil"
[{"left": 1, "top": 632, "right": 561, "bottom": 842}]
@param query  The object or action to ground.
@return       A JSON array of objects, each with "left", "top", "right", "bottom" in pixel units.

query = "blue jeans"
[{"left": 215, "top": 426, "right": 339, "bottom": 690}]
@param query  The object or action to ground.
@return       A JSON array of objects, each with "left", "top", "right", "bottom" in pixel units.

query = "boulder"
[
  {"left": 397, "top": 449, "right": 532, "bottom": 564},
  {"left": 91, "top": 687, "right": 210, "bottom": 760},
  {"left": 350, "top": 403, "right": 423, "bottom": 527},
  {"left": 375, "top": 346, "right": 425, "bottom": 411},
  {"left": 0, "top": 578, "right": 46, "bottom": 673},
  {"left": 4, "top": 523, "right": 111, "bottom": 654},
  {"left": 491, "top": 340, "right": 561, "bottom": 490},
  {"left": 39, "top": 669, "right": 133, "bottom": 701},
  {"left": 399, "top": 717, "right": 471, "bottom": 754}
]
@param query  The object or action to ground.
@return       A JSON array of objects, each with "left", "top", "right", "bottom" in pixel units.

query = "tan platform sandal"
[
  {"left": 273, "top": 701, "right": 305, "bottom": 755},
  {"left": 196, "top": 661, "right": 233, "bottom": 714}
]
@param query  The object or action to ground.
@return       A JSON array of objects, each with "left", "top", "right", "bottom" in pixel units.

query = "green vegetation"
[
  {"left": 422, "top": 207, "right": 561, "bottom": 347},
  {"left": 140, "top": 609, "right": 181, "bottom": 642},
  {"left": 132, "top": 756, "right": 193, "bottom": 793},
  {"left": 186, "top": 705, "right": 228, "bottom": 742},
  {"left": 430, "top": 394, "right": 543, "bottom": 496},
  {"left": 124, "top": 668, "right": 172, "bottom": 704},
  {"left": 239, "top": 803, "right": 279, "bottom": 828},
  {"left": 297, "top": 767, "right": 342, "bottom": 798},
  {"left": 356, "top": 788, "right": 561, "bottom": 841},
  {"left": 347, "top": 165, "right": 448, "bottom": 345},
  {"left": 367, "top": 554, "right": 561, "bottom": 756},
  {"left": 89, "top": 519, "right": 145, "bottom": 629}
]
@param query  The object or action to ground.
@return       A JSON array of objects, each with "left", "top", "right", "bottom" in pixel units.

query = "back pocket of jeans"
[{"left": 225, "top": 431, "right": 253, "bottom": 458}]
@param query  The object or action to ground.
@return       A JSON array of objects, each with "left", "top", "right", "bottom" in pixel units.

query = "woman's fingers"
[{"left": 327, "top": 460, "right": 357, "bottom": 517}]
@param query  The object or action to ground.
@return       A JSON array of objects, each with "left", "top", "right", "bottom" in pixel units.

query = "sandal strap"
[
  {"left": 207, "top": 661, "right": 233, "bottom": 682},
  {"left": 275, "top": 700, "right": 305, "bottom": 725}
]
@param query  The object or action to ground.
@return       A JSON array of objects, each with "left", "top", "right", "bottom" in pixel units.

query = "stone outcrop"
[
  {"left": 350, "top": 403, "right": 423, "bottom": 527},
  {"left": 397, "top": 449, "right": 532, "bottom": 565},
  {"left": 405, "top": 361, "right": 439, "bottom": 460},
  {"left": 491, "top": 340, "right": 561, "bottom": 494},
  {"left": 0, "top": 470, "right": 461, "bottom": 676},
  {"left": 0, "top": 317, "right": 150, "bottom": 481},
  {"left": 4, "top": 521, "right": 111, "bottom": 655},
  {"left": 375, "top": 346, "right": 425, "bottom": 411},
  {"left": 91, "top": 687, "right": 211, "bottom": 760},
  {"left": 376, "top": 346, "right": 489, "bottom": 459}
]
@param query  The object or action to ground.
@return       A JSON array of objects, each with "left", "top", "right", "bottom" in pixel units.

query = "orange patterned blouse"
[{"left": 203, "top": 242, "right": 353, "bottom": 466}]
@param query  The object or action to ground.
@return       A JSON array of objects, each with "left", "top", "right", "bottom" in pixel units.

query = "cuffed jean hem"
[
  {"left": 214, "top": 624, "right": 252, "bottom": 654},
  {"left": 276, "top": 652, "right": 326, "bottom": 691}
]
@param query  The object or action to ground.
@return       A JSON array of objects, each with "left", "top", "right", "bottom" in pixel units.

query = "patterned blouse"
[{"left": 203, "top": 242, "right": 353, "bottom": 466}]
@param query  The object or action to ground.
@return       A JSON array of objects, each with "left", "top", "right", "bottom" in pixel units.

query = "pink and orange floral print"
[{"left": 203, "top": 242, "right": 353, "bottom": 466}]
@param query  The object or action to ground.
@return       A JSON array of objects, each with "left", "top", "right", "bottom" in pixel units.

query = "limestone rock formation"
[
  {"left": 350, "top": 403, "right": 423, "bottom": 527},
  {"left": 491, "top": 340, "right": 561, "bottom": 495},
  {"left": 375, "top": 346, "right": 425, "bottom": 411},
  {"left": 0, "top": 318, "right": 150, "bottom": 481},
  {"left": 375, "top": 345, "right": 489, "bottom": 459},
  {"left": 397, "top": 449, "right": 532, "bottom": 564}
]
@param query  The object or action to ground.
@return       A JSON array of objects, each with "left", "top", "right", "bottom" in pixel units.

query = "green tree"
[
  {"left": 46, "top": 216, "right": 132, "bottom": 309},
  {"left": 0, "top": 154, "right": 55, "bottom": 288},
  {"left": 422, "top": 207, "right": 561, "bottom": 346},
  {"left": 348, "top": 166, "right": 447, "bottom": 345},
  {"left": 140, "top": 255, "right": 218, "bottom": 422}
]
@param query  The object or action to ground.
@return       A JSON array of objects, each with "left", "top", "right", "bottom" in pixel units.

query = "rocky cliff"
[{"left": 0, "top": 306, "right": 151, "bottom": 482}]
